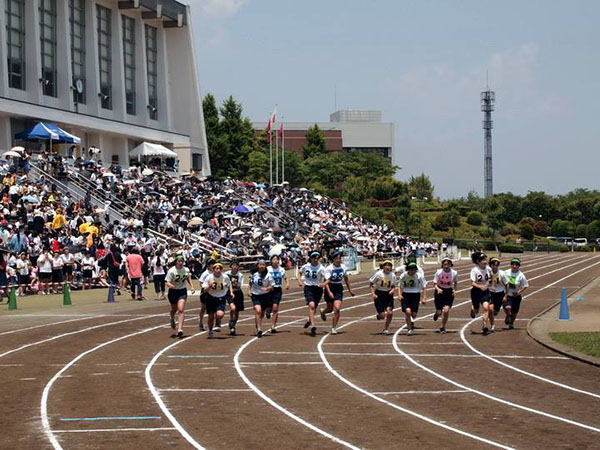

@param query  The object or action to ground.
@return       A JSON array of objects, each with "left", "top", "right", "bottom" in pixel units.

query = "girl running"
[
  {"left": 433, "top": 257, "right": 458, "bottom": 334},
  {"left": 202, "top": 262, "right": 232, "bottom": 338},
  {"left": 398, "top": 262, "right": 427, "bottom": 336},
  {"left": 198, "top": 258, "right": 215, "bottom": 331},
  {"left": 298, "top": 251, "right": 327, "bottom": 337},
  {"left": 248, "top": 259, "right": 274, "bottom": 337},
  {"left": 489, "top": 257, "right": 506, "bottom": 332},
  {"left": 369, "top": 260, "right": 396, "bottom": 335},
  {"left": 165, "top": 255, "right": 195, "bottom": 339},
  {"left": 470, "top": 252, "right": 493, "bottom": 335},
  {"left": 320, "top": 250, "right": 355, "bottom": 335},
  {"left": 225, "top": 261, "right": 244, "bottom": 336},
  {"left": 504, "top": 258, "right": 529, "bottom": 329},
  {"left": 266, "top": 255, "right": 289, "bottom": 333}
]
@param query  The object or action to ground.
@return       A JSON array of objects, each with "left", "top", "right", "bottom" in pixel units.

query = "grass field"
[{"left": 550, "top": 332, "right": 600, "bottom": 358}]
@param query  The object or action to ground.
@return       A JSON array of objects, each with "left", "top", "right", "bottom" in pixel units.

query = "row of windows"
[{"left": 4, "top": 1, "right": 159, "bottom": 120}]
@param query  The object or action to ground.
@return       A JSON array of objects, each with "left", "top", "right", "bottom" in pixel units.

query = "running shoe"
[
  {"left": 228, "top": 320, "right": 233, "bottom": 330},
  {"left": 199, "top": 323, "right": 205, "bottom": 331},
  {"left": 382, "top": 329, "right": 390, "bottom": 335},
  {"left": 320, "top": 308, "right": 327, "bottom": 321},
  {"left": 407, "top": 328, "right": 414, "bottom": 336},
  {"left": 230, "top": 327, "right": 236, "bottom": 336},
  {"left": 177, "top": 331, "right": 184, "bottom": 339},
  {"left": 208, "top": 330, "right": 214, "bottom": 338},
  {"left": 265, "top": 309, "right": 271, "bottom": 319},
  {"left": 270, "top": 328, "right": 278, "bottom": 334},
  {"left": 482, "top": 327, "right": 489, "bottom": 335},
  {"left": 470, "top": 309, "right": 476, "bottom": 319},
  {"left": 376, "top": 313, "right": 382, "bottom": 321},
  {"left": 303, "top": 320, "right": 311, "bottom": 329},
  {"left": 257, "top": 329, "right": 263, "bottom": 338},
  {"left": 490, "top": 325, "right": 496, "bottom": 333},
  {"left": 170, "top": 317, "right": 176, "bottom": 330},
  {"left": 330, "top": 328, "right": 338, "bottom": 335},
  {"left": 439, "top": 327, "right": 446, "bottom": 334},
  {"left": 508, "top": 323, "right": 514, "bottom": 330},
  {"left": 310, "top": 326, "right": 317, "bottom": 337},
  {"left": 505, "top": 315, "right": 510, "bottom": 325},
  {"left": 433, "top": 312, "right": 439, "bottom": 321}
]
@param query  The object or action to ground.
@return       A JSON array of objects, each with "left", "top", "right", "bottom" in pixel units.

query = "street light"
[{"left": 411, "top": 196, "right": 428, "bottom": 242}]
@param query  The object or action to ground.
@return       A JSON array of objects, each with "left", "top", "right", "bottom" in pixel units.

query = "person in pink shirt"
[{"left": 126, "top": 248, "right": 145, "bottom": 300}]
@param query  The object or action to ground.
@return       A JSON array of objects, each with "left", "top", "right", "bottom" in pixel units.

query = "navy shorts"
[
  {"left": 63, "top": 266, "right": 73, "bottom": 276},
  {"left": 434, "top": 288, "right": 454, "bottom": 310},
  {"left": 228, "top": 290, "right": 245, "bottom": 311},
  {"left": 505, "top": 295, "right": 522, "bottom": 314},
  {"left": 271, "top": 286, "right": 283, "bottom": 304},
  {"left": 168, "top": 288, "right": 187, "bottom": 305},
  {"left": 374, "top": 291, "right": 394, "bottom": 314},
  {"left": 251, "top": 293, "right": 272, "bottom": 309},
  {"left": 326, "top": 283, "right": 343, "bottom": 302},
  {"left": 401, "top": 292, "right": 421, "bottom": 313},
  {"left": 52, "top": 269, "right": 64, "bottom": 283},
  {"left": 205, "top": 294, "right": 226, "bottom": 314},
  {"left": 304, "top": 285, "right": 323, "bottom": 305},
  {"left": 490, "top": 291, "right": 505, "bottom": 313},
  {"left": 200, "top": 291, "right": 208, "bottom": 304},
  {"left": 82, "top": 269, "right": 93, "bottom": 279},
  {"left": 471, "top": 288, "right": 490, "bottom": 310}
]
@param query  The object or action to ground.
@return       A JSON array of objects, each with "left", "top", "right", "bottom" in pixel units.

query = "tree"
[
  {"left": 466, "top": 211, "right": 483, "bottom": 226},
  {"left": 203, "top": 94, "right": 229, "bottom": 177},
  {"left": 247, "top": 150, "right": 269, "bottom": 182},
  {"left": 445, "top": 200, "right": 461, "bottom": 239},
  {"left": 408, "top": 173, "right": 434, "bottom": 199},
  {"left": 302, "top": 124, "right": 326, "bottom": 159},
  {"left": 533, "top": 220, "right": 549, "bottom": 236},
  {"left": 483, "top": 196, "right": 506, "bottom": 247},
  {"left": 370, "top": 176, "right": 408, "bottom": 200},
  {"left": 521, "top": 192, "right": 560, "bottom": 223},
  {"left": 343, "top": 176, "right": 370, "bottom": 202},
  {"left": 282, "top": 151, "right": 303, "bottom": 187},
  {"left": 575, "top": 224, "right": 587, "bottom": 238},
  {"left": 586, "top": 221, "right": 600, "bottom": 240},
  {"left": 219, "top": 97, "right": 255, "bottom": 179},
  {"left": 520, "top": 223, "right": 534, "bottom": 240}
]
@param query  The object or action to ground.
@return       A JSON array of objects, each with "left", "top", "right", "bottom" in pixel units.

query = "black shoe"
[
  {"left": 376, "top": 314, "right": 382, "bottom": 321},
  {"left": 470, "top": 309, "right": 476, "bottom": 319},
  {"left": 270, "top": 328, "right": 278, "bottom": 334},
  {"left": 505, "top": 315, "right": 510, "bottom": 325},
  {"left": 433, "top": 312, "right": 439, "bottom": 322},
  {"left": 310, "top": 326, "right": 317, "bottom": 337},
  {"left": 199, "top": 323, "right": 205, "bottom": 331},
  {"left": 177, "top": 331, "right": 184, "bottom": 339},
  {"left": 303, "top": 320, "right": 311, "bottom": 329},
  {"left": 439, "top": 327, "right": 446, "bottom": 334},
  {"left": 265, "top": 309, "right": 271, "bottom": 319},
  {"left": 257, "top": 330, "right": 263, "bottom": 338},
  {"left": 482, "top": 327, "right": 489, "bottom": 335},
  {"left": 228, "top": 320, "right": 233, "bottom": 330},
  {"left": 170, "top": 317, "right": 176, "bottom": 330},
  {"left": 230, "top": 327, "right": 236, "bottom": 336}
]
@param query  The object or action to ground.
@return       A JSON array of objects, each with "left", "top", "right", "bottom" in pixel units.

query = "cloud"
[{"left": 194, "top": 0, "right": 247, "bottom": 18}]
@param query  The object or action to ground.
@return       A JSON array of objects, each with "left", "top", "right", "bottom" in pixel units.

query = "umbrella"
[
  {"left": 11, "top": 146, "right": 25, "bottom": 153},
  {"left": 123, "top": 179, "right": 136, "bottom": 185},
  {"left": 142, "top": 168, "right": 154, "bottom": 176},
  {"left": 3, "top": 151, "right": 21, "bottom": 158},
  {"left": 22, "top": 195, "right": 40, "bottom": 203},
  {"left": 102, "top": 172, "right": 116, "bottom": 178},
  {"left": 89, "top": 146, "right": 101, "bottom": 154},
  {"left": 354, "top": 236, "right": 369, "bottom": 241},
  {"left": 231, "top": 230, "right": 245, "bottom": 236},
  {"left": 234, "top": 205, "right": 254, "bottom": 214},
  {"left": 269, "top": 244, "right": 286, "bottom": 256},
  {"left": 188, "top": 217, "right": 204, "bottom": 227},
  {"left": 256, "top": 183, "right": 266, "bottom": 188}
]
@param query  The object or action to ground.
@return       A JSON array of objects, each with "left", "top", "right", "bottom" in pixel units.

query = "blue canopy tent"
[{"left": 14, "top": 122, "right": 81, "bottom": 147}]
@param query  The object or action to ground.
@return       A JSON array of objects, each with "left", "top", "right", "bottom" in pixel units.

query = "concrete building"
[
  {"left": 0, "top": 0, "right": 210, "bottom": 175},
  {"left": 253, "top": 109, "right": 396, "bottom": 168}
]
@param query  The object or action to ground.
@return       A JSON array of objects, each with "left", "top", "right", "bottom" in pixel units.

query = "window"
[
  {"left": 145, "top": 25, "right": 158, "bottom": 120},
  {"left": 69, "top": 0, "right": 85, "bottom": 104},
  {"left": 192, "top": 153, "right": 202, "bottom": 171},
  {"left": 40, "top": 0, "right": 57, "bottom": 97},
  {"left": 122, "top": 15, "right": 135, "bottom": 115},
  {"left": 97, "top": 5, "right": 112, "bottom": 109},
  {"left": 6, "top": 0, "right": 25, "bottom": 90}
]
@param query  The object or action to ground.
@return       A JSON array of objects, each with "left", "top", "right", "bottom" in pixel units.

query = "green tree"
[
  {"left": 520, "top": 223, "right": 534, "bottom": 240},
  {"left": 282, "top": 151, "right": 303, "bottom": 187},
  {"left": 247, "top": 150, "right": 269, "bottom": 182},
  {"left": 343, "top": 176, "right": 370, "bottom": 202},
  {"left": 586, "top": 221, "right": 600, "bottom": 240},
  {"left": 466, "top": 211, "right": 483, "bottom": 226},
  {"left": 483, "top": 196, "right": 506, "bottom": 247},
  {"left": 219, "top": 97, "right": 256, "bottom": 179},
  {"left": 495, "top": 192, "right": 523, "bottom": 224},
  {"left": 408, "top": 173, "right": 434, "bottom": 199},
  {"left": 302, "top": 124, "right": 326, "bottom": 159},
  {"left": 521, "top": 192, "right": 560, "bottom": 223},
  {"left": 444, "top": 200, "right": 461, "bottom": 239},
  {"left": 203, "top": 94, "right": 228, "bottom": 177},
  {"left": 533, "top": 220, "right": 549, "bottom": 236},
  {"left": 575, "top": 224, "right": 587, "bottom": 238}
]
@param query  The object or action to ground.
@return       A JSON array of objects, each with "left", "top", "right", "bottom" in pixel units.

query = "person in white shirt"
[
  {"left": 398, "top": 262, "right": 427, "bottom": 336},
  {"left": 165, "top": 255, "right": 195, "bottom": 339},
  {"left": 202, "top": 263, "right": 233, "bottom": 338},
  {"left": 198, "top": 258, "right": 215, "bottom": 331},
  {"left": 248, "top": 259, "right": 274, "bottom": 338},
  {"left": 61, "top": 248, "right": 75, "bottom": 287},
  {"left": 297, "top": 251, "right": 327, "bottom": 337},
  {"left": 488, "top": 257, "right": 506, "bottom": 332},
  {"left": 369, "top": 260, "right": 397, "bottom": 335},
  {"left": 37, "top": 249, "right": 53, "bottom": 295},
  {"left": 503, "top": 258, "right": 529, "bottom": 329},
  {"left": 150, "top": 249, "right": 167, "bottom": 300},
  {"left": 470, "top": 252, "right": 493, "bottom": 335},
  {"left": 16, "top": 252, "right": 30, "bottom": 296},
  {"left": 81, "top": 252, "right": 95, "bottom": 291},
  {"left": 51, "top": 250, "right": 64, "bottom": 293},
  {"left": 265, "top": 255, "right": 289, "bottom": 333},
  {"left": 225, "top": 261, "right": 245, "bottom": 336},
  {"left": 432, "top": 258, "right": 458, "bottom": 334},
  {"left": 320, "top": 250, "right": 355, "bottom": 335}
]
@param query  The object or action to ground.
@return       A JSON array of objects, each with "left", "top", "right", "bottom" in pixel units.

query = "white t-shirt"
[
  {"left": 165, "top": 266, "right": 190, "bottom": 290},
  {"left": 61, "top": 253, "right": 75, "bottom": 267},
  {"left": 82, "top": 256, "right": 95, "bottom": 271},
  {"left": 267, "top": 266, "right": 287, "bottom": 288},
  {"left": 505, "top": 270, "right": 529, "bottom": 297},
  {"left": 434, "top": 268, "right": 458, "bottom": 289},
  {"left": 150, "top": 256, "right": 167, "bottom": 276},
  {"left": 16, "top": 259, "right": 30, "bottom": 276},
  {"left": 325, "top": 264, "right": 348, "bottom": 284},
  {"left": 249, "top": 271, "right": 273, "bottom": 296},
  {"left": 398, "top": 271, "right": 427, "bottom": 293},
  {"left": 37, "top": 253, "right": 53, "bottom": 273},
  {"left": 300, "top": 263, "right": 326, "bottom": 286},
  {"left": 369, "top": 270, "right": 396, "bottom": 292},
  {"left": 395, "top": 264, "right": 425, "bottom": 279},
  {"left": 202, "top": 273, "right": 230, "bottom": 298},
  {"left": 52, "top": 256, "right": 64, "bottom": 269},
  {"left": 470, "top": 266, "right": 492, "bottom": 288},
  {"left": 489, "top": 269, "right": 507, "bottom": 293}
]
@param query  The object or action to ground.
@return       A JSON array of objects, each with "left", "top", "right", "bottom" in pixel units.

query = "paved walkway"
[{"left": 529, "top": 275, "right": 600, "bottom": 366}]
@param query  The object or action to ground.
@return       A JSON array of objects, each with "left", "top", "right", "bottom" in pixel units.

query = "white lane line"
[
  {"left": 90, "top": 373, "right": 109, "bottom": 376},
  {"left": 20, "top": 377, "right": 36, "bottom": 381},
  {"left": 125, "top": 371, "right": 143, "bottom": 374},
  {"left": 167, "top": 355, "right": 230, "bottom": 358},
  {"left": 53, "top": 427, "right": 176, "bottom": 433},
  {"left": 0, "top": 363, "right": 24, "bottom": 366},
  {"left": 259, "top": 351, "right": 568, "bottom": 359},
  {"left": 324, "top": 342, "right": 464, "bottom": 346},
  {"left": 165, "top": 369, "right": 181, "bottom": 372},
  {"left": 0, "top": 316, "right": 106, "bottom": 336},
  {"left": 240, "top": 361, "right": 324, "bottom": 365},
  {"left": 460, "top": 257, "right": 600, "bottom": 400},
  {"left": 96, "top": 363, "right": 125, "bottom": 366},
  {"left": 160, "top": 388, "right": 252, "bottom": 392},
  {"left": 373, "top": 390, "right": 469, "bottom": 395}
]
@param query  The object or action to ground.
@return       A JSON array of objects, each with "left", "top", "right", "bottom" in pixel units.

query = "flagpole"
[
  {"left": 275, "top": 116, "right": 279, "bottom": 184},
  {"left": 269, "top": 127, "right": 273, "bottom": 185},
  {"left": 282, "top": 123, "right": 285, "bottom": 183}
]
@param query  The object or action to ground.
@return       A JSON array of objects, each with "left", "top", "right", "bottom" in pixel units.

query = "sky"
[{"left": 187, "top": 0, "right": 600, "bottom": 199}]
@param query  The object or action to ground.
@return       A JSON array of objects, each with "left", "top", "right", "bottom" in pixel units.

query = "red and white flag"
[
  {"left": 266, "top": 116, "right": 272, "bottom": 143},
  {"left": 278, "top": 122, "right": 284, "bottom": 138}
]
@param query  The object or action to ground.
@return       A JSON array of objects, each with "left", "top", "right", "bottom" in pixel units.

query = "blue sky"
[{"left": 188, "top": 0, "right": 599, "bottom": 198}]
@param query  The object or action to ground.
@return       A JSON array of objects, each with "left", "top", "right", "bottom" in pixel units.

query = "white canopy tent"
[{"left": 129, "top": 142, "right": 178, "bottom": 159}]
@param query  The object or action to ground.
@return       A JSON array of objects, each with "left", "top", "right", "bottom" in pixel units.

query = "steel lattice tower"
[{"left": 481, "top": 90, "right": 495, "bottom": 198}]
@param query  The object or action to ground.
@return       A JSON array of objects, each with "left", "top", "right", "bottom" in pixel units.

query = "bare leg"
[
  {"left": 332, "top": 300, "right": 342, "bottom": 329},
  {"left": 176, "top": 300, "right": 185, "bottom": 333},
  {"left": 271, "top": 302, "right": 279, "bottom": 329}
]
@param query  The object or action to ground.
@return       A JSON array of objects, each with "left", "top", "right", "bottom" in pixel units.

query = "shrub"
[
  {"left": 479, "top": 226, "right": 492, "bottom": 238},
  {"left": 575, "top": 246, "right": 590, "bottom": 252},
  {"left": 466, "top": 211, "right": 483, "bottom": 226},
  {"left": 499, "top": 243, "right": 524, "bottom": 253},
  {"left": 432, "top": 213, "right": 449, "bottom": 231},
  {"left": 559, "top": 245, "right": 570, "bottom": 253},
  {"left": 533, "top": 220, "right": 549, "bottom": 236},
  {"left": 575, "top": 224, "right": 588, "bottom": 238},
  {"left": 501, "top": 223, "right": 520, "bottom": 236},
  {"left": 520, "top": 223, "right": 534, "bottom": 240}
]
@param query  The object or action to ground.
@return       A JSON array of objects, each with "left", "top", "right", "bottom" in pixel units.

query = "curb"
[{"left": 527, "top": 276, "right": 600, "bottom": 368}]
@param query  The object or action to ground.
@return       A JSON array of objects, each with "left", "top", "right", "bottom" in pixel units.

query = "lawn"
[{"left": 549, "top": 332, "right": 600, "bottom": 359}]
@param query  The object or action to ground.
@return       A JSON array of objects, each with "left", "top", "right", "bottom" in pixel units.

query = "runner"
[
  {"left": 504, "top": 257, "right": 529, "bottom": 329},
  {"left": 470, "top": 251, "right": 493, "bottom": 335},
  {"left": 248, "top": 259, "right": 274, "bottom": 337},
  {"left": 165, "top": 255, "right": 195, "bottom": 339},
  {"left": 225, "top": 261, "right": 245, "bottom": 336},
  {"left": 432, "top": 257, "right": 458, "bottom": 334},
  {"left": 266, "top": 255, "right": 289, "bottom": 333},
  {"left": 398, "top": 262, "right": 427, "bottom": 336},
  {"left": 489, "top": 257, "right": 506, "bottom": 332},
  {"left": 202, "top": 262, "right": 232, "bottom": 338},
  {"left": 320, "top": 250, "right": 355, "bottom": 335},
  {"left": 198, "top": 258, "right": 215, "bottom": 331},
  {"left": 369, "top": 260, "right": 396, "bottom": 335},
  {"left": 298, "top": 251, "right": 327, "bottom": 337},
  {"left": 395, "top": 255, "right": 425, "bottom": 279}
]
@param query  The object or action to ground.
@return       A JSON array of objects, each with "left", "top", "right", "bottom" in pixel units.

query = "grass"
[{"left": 549, "top": 332, "right": 600, "bottom": 359}]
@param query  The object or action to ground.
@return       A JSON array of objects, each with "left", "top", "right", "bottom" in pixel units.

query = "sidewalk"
[{"left": 528, "top": 275, "right": 600, "bottom": 366}]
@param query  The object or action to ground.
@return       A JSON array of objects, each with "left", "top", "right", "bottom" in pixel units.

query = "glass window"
[
  {"left": 69, "top": 0, "right": 85, "bottom": 104},
  {"left": 97, "top": 5, "right": 112, "bottom": 109},
  {"left": 40, "top": 0, "right": 57, "bottom": 97},
  {"left": 192, "top": 154, "right": 202, "bottom": 171},
  {"left": 6, "top": 0, "right": 25, "bottom": 90},
  {"left": 122, "top": 15, "right": 135, "bottom": 115},
  {"left": 145, "top": 25, "right": 157, "bottom": 120}
]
